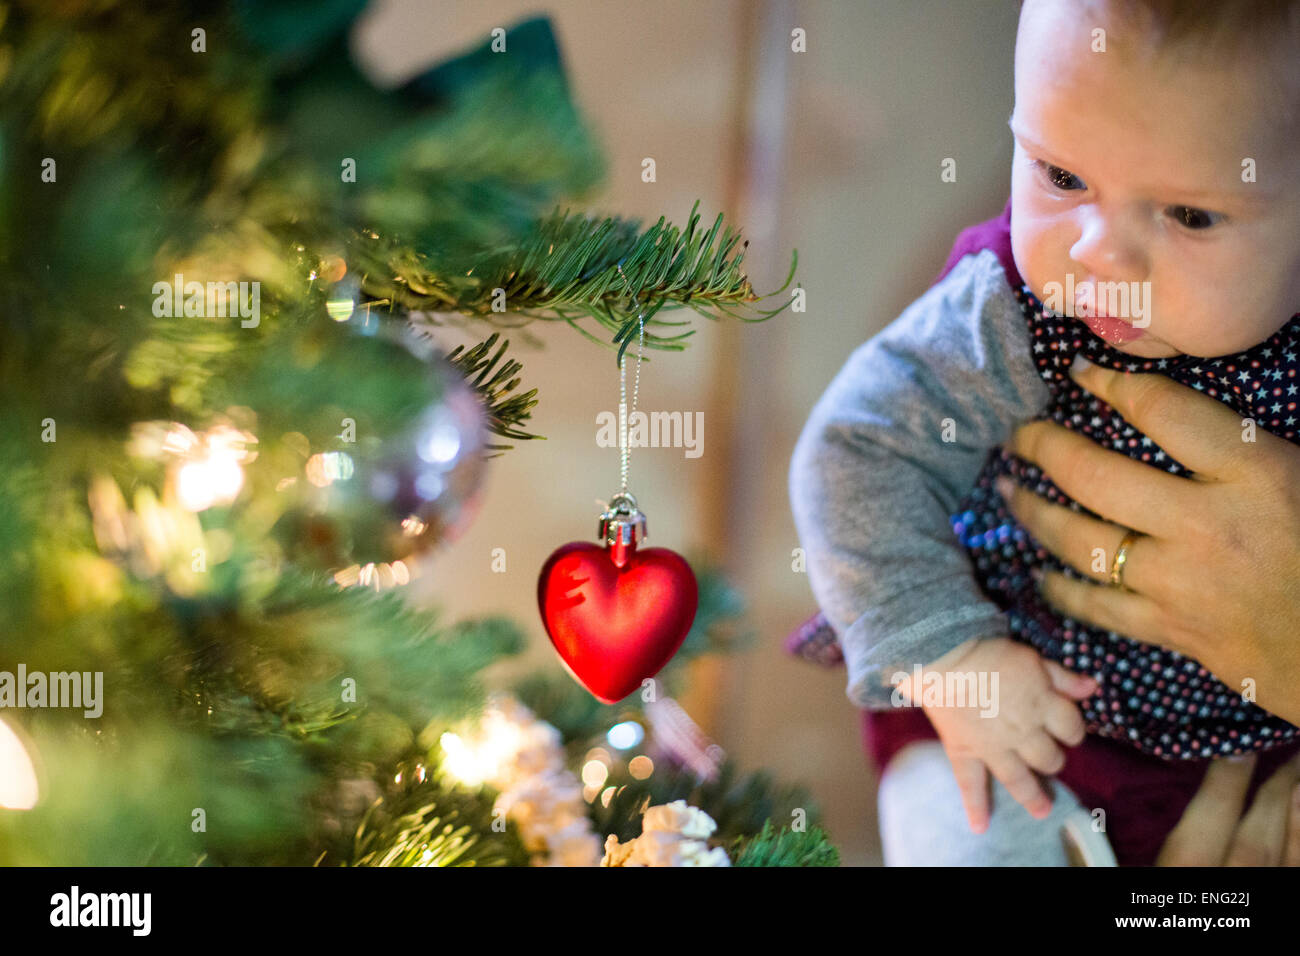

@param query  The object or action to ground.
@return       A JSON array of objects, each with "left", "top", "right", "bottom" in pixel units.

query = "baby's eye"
[
  {"left": 1167, "top": 205, "right": 1221, "bottom": 230},
  {"left": 1035, "top": 160, "right": 1086, "bottom": 191}
]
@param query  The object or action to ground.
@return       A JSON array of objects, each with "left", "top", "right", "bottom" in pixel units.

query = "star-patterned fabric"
[{"left": 954, "top": 285, "right": 1300, "bottom": 759}]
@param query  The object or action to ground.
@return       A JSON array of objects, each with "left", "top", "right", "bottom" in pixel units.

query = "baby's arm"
[
  {"left": 789, "top": 249, "right": 1051, "bottom": 709},
  {"left": 789, "top": 250, "right": 1104, "bottom": 824}
]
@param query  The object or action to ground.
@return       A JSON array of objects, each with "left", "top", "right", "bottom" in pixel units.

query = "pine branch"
[
  {"left": 352, "top": 200, "right": 800, "bottom": 367},
  {"left": 731, "top": 821, "right": 840, "bottom": 867},
  {"left": 436, "top": 331, "right": 544, "bottom": 452},
  {"left": 339, "top": 764, "right": 528, "bottom": 867},
  {"left": 587, "top": 759, "right": 817, "bottom": 849}
]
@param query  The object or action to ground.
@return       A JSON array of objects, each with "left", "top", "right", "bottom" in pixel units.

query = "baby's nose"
[{"left": 1068, "top": 208, "right": 1147, "bottom": 280}]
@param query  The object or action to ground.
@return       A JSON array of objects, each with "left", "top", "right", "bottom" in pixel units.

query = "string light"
[
  {"left": 606, "top": 720, "right": 644, "bottom": 750},
  {"left": 0, "top": 718, "right": 39, "bottom": 810},
  {"left": 130, "top": 420, "right": 258, "bottom": 513}
]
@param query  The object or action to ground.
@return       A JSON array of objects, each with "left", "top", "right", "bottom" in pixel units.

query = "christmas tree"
[{"left": 0, "top": 0, "right": 834, "bottom": 866}]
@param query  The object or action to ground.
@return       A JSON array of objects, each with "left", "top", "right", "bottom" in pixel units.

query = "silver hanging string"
[{"left": 615, "top": 264, "right": 646, "bottom": 497}]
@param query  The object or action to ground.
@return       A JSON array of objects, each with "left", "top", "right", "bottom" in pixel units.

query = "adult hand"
[
  {"left": 996, "top": 355, "right": 1300, "bottom": 726},
  {"left": 1156, "top": 754, "right": 1300, "bottom": 866}
]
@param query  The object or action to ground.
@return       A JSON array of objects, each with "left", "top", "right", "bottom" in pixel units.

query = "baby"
[{"left": 789, "top": 0, "right": 1300, "bottom": 865}]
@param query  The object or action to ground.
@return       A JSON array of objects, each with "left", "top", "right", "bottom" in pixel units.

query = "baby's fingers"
[
  {"left": 1017, "top": 730, "right": 1066, "bottom": 776},
  {"left": 1042, "top": 659, "right": 1098, "bottom": 700},
  {"left": 1044, "top": 694, "right": 1088, "bottom": 748},
  {"left": 949, "top": 755, "right": 991, "bottom": 834},
  {"left": 986, "top": 751, "right": 1053, "bottom": 820}
]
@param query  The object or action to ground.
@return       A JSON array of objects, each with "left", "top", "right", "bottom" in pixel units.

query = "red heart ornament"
[{"left": 538, "top": 541, "right": 698, "bottom": 704}]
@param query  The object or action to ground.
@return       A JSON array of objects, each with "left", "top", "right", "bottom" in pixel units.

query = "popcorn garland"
[
  {"left": 601, "top": 799, "right": 731, "bottom": 867},
  {"left": 441, "top": 696, "right": 733, "bottom": 867},
  {"left": 440, "top": 695, "right": 602, "bottom": 867}
]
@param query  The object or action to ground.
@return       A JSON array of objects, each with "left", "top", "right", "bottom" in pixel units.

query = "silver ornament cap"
[{"left": 597, "top": 492, "right": 647, "bottom": 569}]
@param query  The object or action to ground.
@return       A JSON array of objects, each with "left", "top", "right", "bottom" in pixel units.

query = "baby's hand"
[{"left": 899, "top": 636, "right": 1098, "bottom": 833}]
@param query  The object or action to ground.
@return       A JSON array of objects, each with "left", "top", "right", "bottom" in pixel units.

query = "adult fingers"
[
  {"left": 1035, "top": 570, "right": 1187, "bottom": 655},
  {"left": 998, "top": 476, "right": 1165, "bottom": 595},
  {"left": 1225, "top": 757, "right": 1300, "bottom": 867},
  {"left": 1286, "top": 782, "right": 1300, "bottom": 867},
  {"left": 1065, "top": 357, "right": 1265, "bottom": 482},
  {"left": 1157, "top": 756, "right": 1256, "bottom": 866},
  {"left": 1004, "top": 418, "right": 1191, "bottom": 538}
]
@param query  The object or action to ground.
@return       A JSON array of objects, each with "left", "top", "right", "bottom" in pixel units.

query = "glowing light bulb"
[
  {"left": 0, "top": 718, "right": 39, "bottom": 810},
  {"left": 326, "top": 297, "right": 355, "bottom": 322},
  {"left": 440, "top": 731, "right": 489, "bottom": 788},
  {"left": 305, "top": 451, "right": 354, "bottom": 488},
  {"left": 607, "top": 721, "right": 644, "bottom": 750},
  {"left": 172, "top": 423, "right": 256, "bottom": 512},
  {"left": 581, "top": 760, "right": 608, "bottom": 788},
  {"left": 176, "top": 461, "right": 216, "bottom": 511}
]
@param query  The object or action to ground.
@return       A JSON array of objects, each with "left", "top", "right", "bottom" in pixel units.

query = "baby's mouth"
[{"left": 1080, "top": 311, "right": 1147, "bottom": 345}]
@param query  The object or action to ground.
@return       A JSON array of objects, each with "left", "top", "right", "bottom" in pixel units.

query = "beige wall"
[{"left": 358, "top": 0, "right": 1020, "bottom": 865}]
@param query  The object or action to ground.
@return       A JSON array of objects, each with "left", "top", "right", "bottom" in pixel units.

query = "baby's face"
[{"left": 1009, "top": 0, "right": 1300, "bottom": 359}]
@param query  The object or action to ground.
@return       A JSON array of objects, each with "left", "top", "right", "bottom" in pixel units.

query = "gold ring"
[{"left": 1109, "top": 530, "right": 1141, "bottom": 590}]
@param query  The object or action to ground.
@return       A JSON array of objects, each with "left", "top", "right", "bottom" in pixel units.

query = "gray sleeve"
[{"left": 788, "top": 250, "right": 1051, "bottom": 709}]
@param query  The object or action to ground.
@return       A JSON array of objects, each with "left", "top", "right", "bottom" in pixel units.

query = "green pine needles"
[
  {"left": 365, "top": 200, "right": 799, "bottom": 369},
  {"left": 732, "top": 821, "right": 841, "bottom": 868}
]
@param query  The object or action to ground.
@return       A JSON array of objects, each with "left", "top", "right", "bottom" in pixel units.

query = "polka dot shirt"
[{"left": 952, "top": 285, "right": 1300, "bottom": 759}]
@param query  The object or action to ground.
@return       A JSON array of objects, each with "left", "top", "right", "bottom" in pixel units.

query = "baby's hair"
[
  {"left": 1019, "top": 0, "right": 1300, "bottom": 56},
  {"left": 1020, "top": 0, "right": 1300, "bottom": 126},
  {"left": 1108, "top": 0, "right": 1300, "bottom": 55}
]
